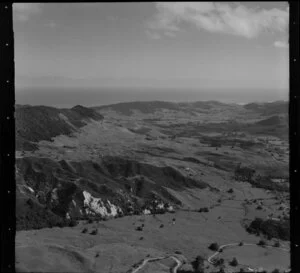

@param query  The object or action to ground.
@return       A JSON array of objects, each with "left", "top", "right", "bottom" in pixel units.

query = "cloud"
[
  {"left": 146, "top": 30, "right": 161, "bottom": 40},
  {"left": 274, "top": 40, "right": 288, "bottom": 48},
  {"left": 46, "top": 21, "right": 57, "bottom": 29},
  {"left": 148, "top": 2, "right": 289, "bottom": 39},
  {"left": 13, "top": 3, "right": 42, "bottom": 21}
]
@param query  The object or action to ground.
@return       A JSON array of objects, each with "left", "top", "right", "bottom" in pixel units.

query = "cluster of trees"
[
  {"left": 246, "top": 217, "right": 290, "bottom": 240},
  {"left": 198, "top": 207, "right": 209, "bottom": 213},
  {"left": 250, "top": 175, "right": 289, "bottom": 192},
  {"left": 17, "top": 198, "right": 79, "bottom": 230},
  {"left": 234, "top": 166, "right": 288, "bottom": 192},
  {"left": 234, "top": 166, "right": 256, "bottom": 182}
]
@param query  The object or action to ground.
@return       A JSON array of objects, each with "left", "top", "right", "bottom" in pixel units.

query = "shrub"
[
  {"left": 227, "top": 188, "right": 234, "bottom": 193},
  {"left": 81, "top": 228, "right": 88, "bottom": 233},
  {"left": 136, "top": 226, "right": 143, "bottom": 231},
  {"left": 68, "top": 219, "right": 78, "bottom": 227},
  {"left": 160, "top": 224, "right": 164, "bottom": 228},
  {"left": 229, "top": 257, "right": 238, "bottom": 266},
  {"left": 258, "top": 239, "right": 266, "bottom": 247},
  {"left": 26, "top": 198, "right": 34, "bottom": 207},
  {"left": 214, "top": 258, "right": 224, "bottom": 266},
  {"left": 90, "top": 229, "right": 98, "bottom": 235},
  {"left": 88, "top": 218, "right": 94, "bottom": 224},
  {"left": 272, "top": 269, "right": 280, "bottom": 273},
  {"left": 208, "top": 243, "right": 219, "bottom": 251},
  {"left": 274, "top": 241, "right": 280, "bottom": 247},
  {"left": 239, "top": 241, "right": 244, "bottom": 246}
]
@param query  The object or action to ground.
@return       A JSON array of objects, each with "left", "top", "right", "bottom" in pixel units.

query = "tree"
[
  {"left": 191, "top": 255, "right": 205, "bottom": 273},
  {"left": 229, "top": 257, "right": 238, "bottom": 266},
  {"left": 208, "top": 243, "right": 219, "bottom": 251},
  {"left": 258, "top": 239, "right": 266, "bottom": 247}
]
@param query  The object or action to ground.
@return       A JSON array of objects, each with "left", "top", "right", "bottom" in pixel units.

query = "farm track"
[{"left": 207, "top": 242, "right": 289, "bottom": 271}]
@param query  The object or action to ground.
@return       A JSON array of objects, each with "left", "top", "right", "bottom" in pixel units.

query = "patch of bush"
[
  {"left": 191, "top": 255, "right": 205, "bottom": 273},
  {"left": 234, "top": 166, "right": 256, "bottom": 182},
  {"left": 198, "top": 207, "right": 209, "bottom": 213},
  {"left": 218, "top": 268, "right": 225, "bottom": 273},
  {"left": 251, "top": 175, "right": 289, "bottom": 192},
  {"left": 247, "top": 217, "right": 290, "bottom": 241},
  {"left": 214, "top": 258, "right": 224, "bottom": 267},
  {"left": 274, "top": 241, "right": 280, "bottom": 247}
]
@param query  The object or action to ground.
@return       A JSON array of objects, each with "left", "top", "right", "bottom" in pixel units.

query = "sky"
[{"left": 13, "top": 2, "right": 289, "bottom": 104}]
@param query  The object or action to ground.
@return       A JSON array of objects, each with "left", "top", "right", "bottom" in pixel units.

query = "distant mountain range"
[{"left": 93, "top": 100, "right": 288, "bottom": 116}]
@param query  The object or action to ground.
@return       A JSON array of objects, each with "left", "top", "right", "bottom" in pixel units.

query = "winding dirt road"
[{"left": 128, "top": 254, "right": 183, "bottom": 273}]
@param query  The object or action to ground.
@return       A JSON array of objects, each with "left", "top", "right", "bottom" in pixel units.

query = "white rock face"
[
  {"left": 157, "top": 203, "right": 164, "bottom": 209},
  {"left": 51, "top": 188, "right": 58, "bottom": 203},
  {"left": 143, "top": 209, "right": 151, "bottom": 215},
  {"left": 72, "top": 200, "right": 76, "bottom": 207},
  {"left": 25, "top": 185, "right": 35, "bottom": 193},
  {"left": 82, "top": 191, "right": 122, "bottom": 217},
  {"left": 167, "top": 205, "right": 174, "bottom": 212}
]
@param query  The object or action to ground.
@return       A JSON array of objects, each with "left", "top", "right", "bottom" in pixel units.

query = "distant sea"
[{"left": 15, "top": 87, "right": 289, "bottom": 108}]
